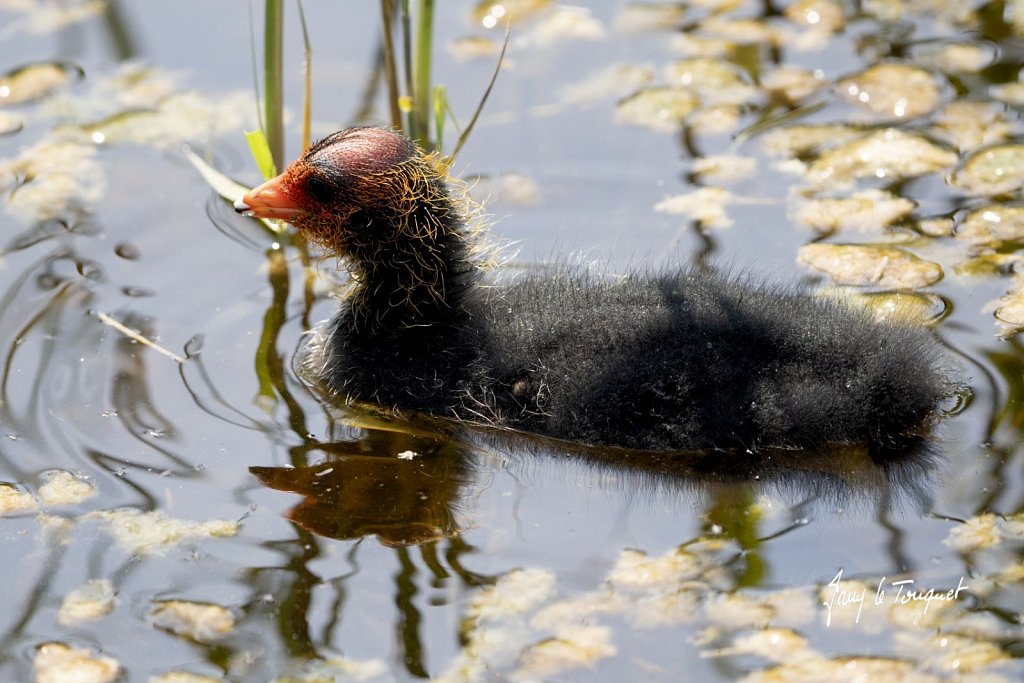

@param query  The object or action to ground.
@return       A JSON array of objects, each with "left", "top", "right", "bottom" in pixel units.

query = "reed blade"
[
  {"left": 447, "top": 22, "right": 508, "bottom": 168},
  {"left": 263, "top": 0, "right": 284, "bottom": 170}
]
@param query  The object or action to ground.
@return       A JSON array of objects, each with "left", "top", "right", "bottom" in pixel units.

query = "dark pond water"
[{"left": 1, "top": 1, "right": 1023, "bottom": 681}]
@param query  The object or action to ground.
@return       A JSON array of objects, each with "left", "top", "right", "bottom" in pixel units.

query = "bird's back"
[{"left": 466, "top": 269, "right": 948, "bottom": 451}]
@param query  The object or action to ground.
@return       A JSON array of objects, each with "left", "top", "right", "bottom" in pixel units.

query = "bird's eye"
[{"left": 305, "top": 175, "right": 334, "bottom": 203}]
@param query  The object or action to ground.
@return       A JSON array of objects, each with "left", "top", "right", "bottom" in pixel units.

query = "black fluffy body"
[
  {"left": 278, "top": 127, "right": 949, "bottom": 453},
  {"left": 312, "top": 264, "right": 947, "bottom": 452}
]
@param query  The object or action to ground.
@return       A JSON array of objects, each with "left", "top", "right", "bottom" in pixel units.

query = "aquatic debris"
[
  {"left": 761, "top": 66, "right": 827, "bottom": 103},
  {"left": 38, "top": 513, "right": 75, "bottom": 543},
  {"left": 44, "top": 62, "right": 177, "bottom": 116},
  {"left": 613, "top": 3, "right": 687, "bottom": 32},
  {"left": 784, "top": 0, "right": 845, "bottom": 33},
  {"left": 669, "top": 33, "right": 736, "bottom": 58},
  {"left": 727, "top": 627, "right": 812, "bottom": 662},
  {"left": 894, "top": 632, "right": 1008, "bottom": 673},
  {"left": 705, "top": 593, "right": 780, "bottom": 630},
  {"left": 742, "top": 654, "right": 925, "bottom": 683},
  {"left": 992, "top": 277, "right": 1024, "bottom": 336},
  {"left": 150, "top": 673, "right": 224, "bottom": 683},
  {"left": 37, "top": 64, "right": 255, "bottom": 149},
  {"left": 692, "top": 154, "right": 757, "bottom": 183},
  {"left": 516, "top": 6, "right": 605, "bottom": 48},
  {"left": 918, "top": 217, "right": 955, "bottom": 237},
  {"left": 468, "top": 172, "right": 541, "bottom": 208},
  {"left": 0, "top": 61, "right": 81, "bottom": 104},
  {"left": 848, "top": 291, "right": 946, "bottom": 326},
  {"left": 837, "top": 63, "right": 944, "bottom": 120},
  {"left": 273, "top": 657, "right": 388, "bottom": 683},
  {"left": 798, "top": 244, "right": 943, "bottom": 289},
  {"left": 615, "top": 86, "right": 700, "bottom": 132},
  {"left": 700, "top": 16, "right": 782, "bottom": 46},
  {"left": 471, "top": 0, "right": 551, "bottom": 28},
  {"left": 513, "top": 625, "right": 616, "bottom": 680},
  {"left": 792, "top": 190, "right": 915, "bottom": 234},
  {"left": 806, "top": 129, "right": 958, "bottom": 187},
  {"left": 932, "top": 101, "right": 1013, "bottom": 152},
  {"left": 863, "top": 0, "right": 978, "bottom": 24},
  {"left": 437, "top": 568, "right": 558, "bottom": 683},
  {"left": 606, "top": 545, "right": 740, "bottom": 628},
  {"left": 58, "top": 91, "right": 256, "bottom": 149},
  {"left": 943, "top": 514, "right": 1002, "bottom": 553},
  {"left": 150, "top": 600, "right": 235, "bottom": 642},
  {"left": 950, "top": 144, "right": 1024, "bottom": 196},
  {"left": 57, "top": 579, "right": 117, "bottom": 626},
  {"left": 608, "top": 547, "right": 708, "bottom": 591},
  {"left": 990, "top": 77, "right": 1024, "bottom": 106},
  {"left": 759, "top": 124, "right": 865, "bottom": 159},
  {"left": 665, "top": 58, "right": 759, "bottom": 105},
  {"left": 531, "top": 593, "right": 627, "bottom": 631},
  {"left": 0, "top": 139, "right": 105, "bottom": 222},
  {"left": 0, "top": 110, "right": 21, "bottom": 135},
  {"left": 0, "top": 0, "right": 104, "bottom": 40},
  {"left": 467, "top": 568, "right": 556, "bottom": 624},
  {"left": 448, "top": 36, "right": 502, "bottom": 62},
  {"left": 84, "top": 509, "right": 240, "bottom": 556},
  {"left": 913, "top": 42, "right": 997, "bottom": 73},
  {"left": 629, "top": 587, "right": 703, "bottom": 627},
  {"left": 38, "top": 470, "right": 96, "bottom": 506},
  {"left": 559, "top": 63, "right": 654, "bottom": 108},
  {"left": 655, "top": 187, "right": 738, "bottom": 229},
  {"left": 33, "top": 642, "right": 120, "bottom": 683},
  {"left": 956, "top": 205, "right": 1024, "bottom": 248},
  {"left": 689, "top": 103, "right": 742, "bottom": 134},
  {"left": 0, "top": 483, "right": 37, "bottom": 515},
  {"left": 1007, "top": 0, "right": 1024, "bottom": 34},
  {"left": 886, "top": 588, "right": 959, "bottom": 630}
]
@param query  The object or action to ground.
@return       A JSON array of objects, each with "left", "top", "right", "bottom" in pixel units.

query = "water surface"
[{"left": 1, "top": 1, "right": 1022, "bottom": 681}]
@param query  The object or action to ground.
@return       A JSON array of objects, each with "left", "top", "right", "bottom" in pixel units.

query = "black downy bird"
[{"left": 235, "top": 127, "right": 950, "bottom": 452}]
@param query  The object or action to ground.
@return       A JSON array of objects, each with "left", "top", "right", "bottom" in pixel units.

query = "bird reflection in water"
[
  {"left": 252, "top": 402, "right": 944, "bottom": 547},
  {"left": 252, "top": 419, "right": 471, "bottom": 546}
]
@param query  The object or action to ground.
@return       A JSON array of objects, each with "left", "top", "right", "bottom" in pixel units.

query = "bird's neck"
[{"left": 343, "top": 198, "right": 479, "bottom": 333}]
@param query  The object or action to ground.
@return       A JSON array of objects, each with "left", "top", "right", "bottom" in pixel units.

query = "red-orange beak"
[{"left": 234, "top": 173, "right": 304, "bottom": 222}]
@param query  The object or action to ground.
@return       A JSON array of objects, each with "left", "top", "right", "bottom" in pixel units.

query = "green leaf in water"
[
  {"left": 184, "top": 148, "right": 281, "bottom": 238},
  {"left": 184, "top": 148, "right": 250, "bottom": 203},
  {"left": 245, "top": 128, "right": 277, "bottom": 180}
]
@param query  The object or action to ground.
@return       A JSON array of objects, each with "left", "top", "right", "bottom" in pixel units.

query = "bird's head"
[{"left": 235, "top": 127, "right": 457, "bottom": 258}]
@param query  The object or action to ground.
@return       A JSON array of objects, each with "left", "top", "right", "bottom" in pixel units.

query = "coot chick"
[{"left": 236, "top": 127, "right": 949, "bottom": 452}]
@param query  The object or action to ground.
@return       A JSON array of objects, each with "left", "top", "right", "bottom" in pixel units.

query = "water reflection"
[
  {"left": 2, "top": 0, "right": 1023, "bottom": 679},
  {"left": 252, "top": 431, "right": 471, "bottom": 546},
  {"left": 253, "top": 404, "right": 943, "bottom": 548}
]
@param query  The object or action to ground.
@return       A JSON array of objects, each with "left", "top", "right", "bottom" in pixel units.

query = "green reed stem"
[
  {"left": 412, "top": 0, "right": 435, "bottom": 148},
  {"left": 446, "top": 23, "right": 508, "bottom": 168},
  {"left": 297, "top": 0, "right": 312, "bottom": 151},
  {"left": 263, "top": 0, "right": 284, "bottom": 171},
  {"left": 380, "top": 0, "right": 402, "bottom": 130},
  {"left": 400, "top": 1, "right": 414, "bottom": 134}
]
